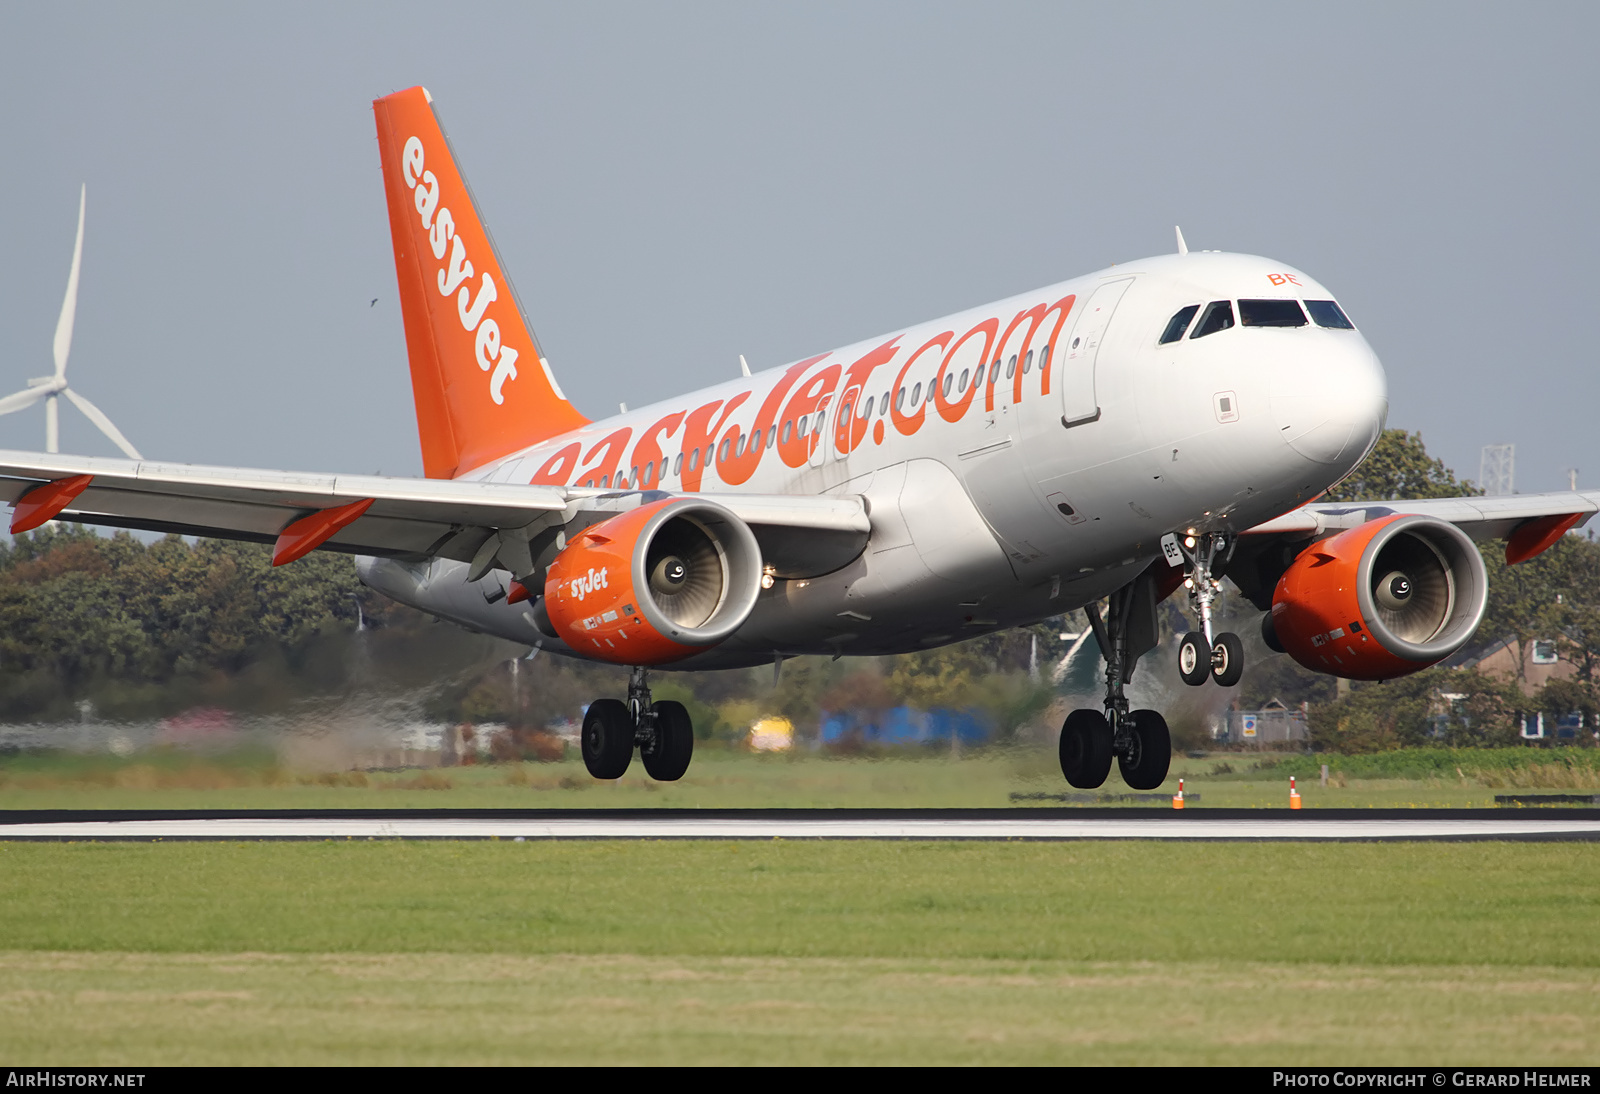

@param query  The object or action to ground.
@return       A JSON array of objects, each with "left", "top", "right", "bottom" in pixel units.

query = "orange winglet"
[
  {"left": 272, "top": 498, "right": 375, "bottom": 566},
  {"left": 506, "top": 580, "right": 533, "bottom": 605},
  {"left": 11, "top": 474, "right": 93, "bottom": 534},
  {"left": 1505, "top": 512, "right": 1585, "bottom": 565}
]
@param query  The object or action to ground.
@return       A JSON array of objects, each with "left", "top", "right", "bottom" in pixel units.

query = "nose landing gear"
[
  {"left": 580, "top": 666, "right": 696, "bottom": 782},
  {"left": 1172, "top": 531, "right": 1244, "bottom": 688}
]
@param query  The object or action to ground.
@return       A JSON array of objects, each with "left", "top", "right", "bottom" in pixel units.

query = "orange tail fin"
[{"left": 373, "top": 87, "right": 588, "bottom": 479}]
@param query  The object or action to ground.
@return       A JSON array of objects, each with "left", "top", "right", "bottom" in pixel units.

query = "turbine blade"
[
  {"left": 62, "top": 387, "right": 141, "bottom": 460},
  {"left": 53, "top": 185, "right": 86, "bottom": 381},
  {"left": 0, "top": 386, "right": 52, "bottom": 416}
]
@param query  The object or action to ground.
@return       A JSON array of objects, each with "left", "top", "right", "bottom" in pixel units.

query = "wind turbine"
[{"left": 0, "top": 186, "right": 142, "bottom": 459}]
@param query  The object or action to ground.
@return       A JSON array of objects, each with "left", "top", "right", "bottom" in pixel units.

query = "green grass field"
[
  {"left": 3, "top": 745, "right": 1597, "bottom": 1063},
  {"left": 0, "top": 840, "right": 1596, "bottom": 1064},
  {"left": 1, "top": 745, "right": 1591, "bottom": 810}
]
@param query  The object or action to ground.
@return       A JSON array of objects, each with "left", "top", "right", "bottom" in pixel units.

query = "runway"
[{"left": 3, "top": 808, "right": 1599, "bottom": 841}]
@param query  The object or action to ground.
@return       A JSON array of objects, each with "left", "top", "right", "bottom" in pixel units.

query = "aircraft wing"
[
  {"left": 1243, "top": 491, "right": 1600, "bottom": 561},
  {"left": 0, "top": 450, "right": 870, "bottom": 577}
]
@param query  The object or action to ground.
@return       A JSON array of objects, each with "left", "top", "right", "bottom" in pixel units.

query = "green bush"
[{"left": 1308, "top": 669, "right": 1524, "bottom": 752}]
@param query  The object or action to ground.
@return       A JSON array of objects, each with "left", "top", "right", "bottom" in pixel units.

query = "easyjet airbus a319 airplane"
[{"left": 5, "top": 88, "right": 1593, "bottom": 788}]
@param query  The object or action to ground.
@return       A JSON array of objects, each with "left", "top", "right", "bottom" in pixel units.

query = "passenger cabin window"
[
  {"left": 1305, "top": 300, "right": 1355, "bottom": 329},
  {"left": 1190, "top": 300, "right": 1235, "bottom": 339},
  {"left": 1239, "top": 299, "right": 1307, "bottom": 327},
  {"left": 1159, "top": 304, "right": 1200, "bottom": 344}
]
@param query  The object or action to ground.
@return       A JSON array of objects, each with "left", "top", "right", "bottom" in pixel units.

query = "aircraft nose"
[{"left": 1269, "top": 340, "right": 1388, "bottom": 466}]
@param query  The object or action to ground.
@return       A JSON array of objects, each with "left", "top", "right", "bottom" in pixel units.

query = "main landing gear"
[
  {"left": 581, "top": 666, "right": 695, "bottom": 781},
  {"left": 1059, "top": 577, "right": 1171, "bottom": 791},
  {"left": 1173, "top": 531, "right": 1244, "bottom": 689}
]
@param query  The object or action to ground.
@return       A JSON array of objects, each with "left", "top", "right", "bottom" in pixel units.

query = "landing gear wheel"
[
  {"left": 1059, "top": 708, "right": 1113, "bottom": 789},
  {"left": 1211, "top": 632, "right": 1244, "bottom": 687},
  {"left": 1178, "top": 632, "right": 1210, "bottom": 687},
  {"left": 1118, "top": 709, "right": 1171, "bottom": 790},
  {"left": 582, "top": 698, "right": 634, "bottom": 780},
  {"left": 641, "top": 700, "right": 694, "bottom": 781}
]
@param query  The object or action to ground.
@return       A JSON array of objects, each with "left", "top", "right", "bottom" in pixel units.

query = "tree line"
[{"left": 0, "top": 522, "right": 1066, "bottom": 739}]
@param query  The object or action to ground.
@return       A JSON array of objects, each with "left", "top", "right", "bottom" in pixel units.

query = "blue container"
[{"left": 818, "top": 706, "right": 989, "bottom": 746}]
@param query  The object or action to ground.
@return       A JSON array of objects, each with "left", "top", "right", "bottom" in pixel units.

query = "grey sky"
[{"left": 1, "top": 3, "right": 1595, "bottom": 494}]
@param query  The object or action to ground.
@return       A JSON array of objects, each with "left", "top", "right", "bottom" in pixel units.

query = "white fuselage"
[{"left": 360, "top": 251, "right": 1388, "bottom": 668}]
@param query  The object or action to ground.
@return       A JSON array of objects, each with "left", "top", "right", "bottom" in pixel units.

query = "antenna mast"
[{"left": 1479, "top": 444, "right": 1515, "bottom": 496}]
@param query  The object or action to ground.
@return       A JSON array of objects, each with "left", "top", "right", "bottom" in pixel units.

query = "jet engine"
[
  {"left": 1269, "top": 514, "right": 1488, "bottom": 680},
  {"left": 542, "top": 498, "right": 763, "bottom": 665}
]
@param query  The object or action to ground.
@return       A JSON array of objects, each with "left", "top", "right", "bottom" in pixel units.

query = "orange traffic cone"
[
  {"left": 1172, "top": 778, "right": 1185, "bottom": 810},
  {"left": 1289, "top": 776, "right": 1302, "bottom": 810}
]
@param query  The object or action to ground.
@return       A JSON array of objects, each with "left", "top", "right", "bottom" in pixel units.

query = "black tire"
[
  {"left": 1118, "top": 709, "right": 1172, "bottom": 790},
  {"left": 1059, "top": 708, "right": 1113, "bottom": 789},
  {"left": 641, "top": 700, "right": 694, "bottom": 781},
  {"left": 581, "top": 698, "right": 634, "bottom": 780},
  {"left": 1178, "top": 631, "right": 1210, "bottom": 686},
  {"left": 1211, "top": 632, "right": 1244, "bottom": 687}
]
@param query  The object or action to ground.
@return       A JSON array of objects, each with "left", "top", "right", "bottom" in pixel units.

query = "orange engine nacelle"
[
  {"left": 1270, "top": 514, "right": 1488, "bottom": 681},
  {"left": 543, "top": 498, "right": 763, "bottom": 665}
]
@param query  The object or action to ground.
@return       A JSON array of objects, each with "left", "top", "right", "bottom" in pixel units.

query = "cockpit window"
[
  {"left": 1190, "top": 300, "right": 1235, "bottom": 339},
  {"left": 1239, "top": 299, "right": 1307, "bottom": 327},
  {"left": 1159, "top": 304, "right": 1200, "bottom": 344},
  {"left": 1305, "top": 299, "right": 1355, "bottom": 329}
]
